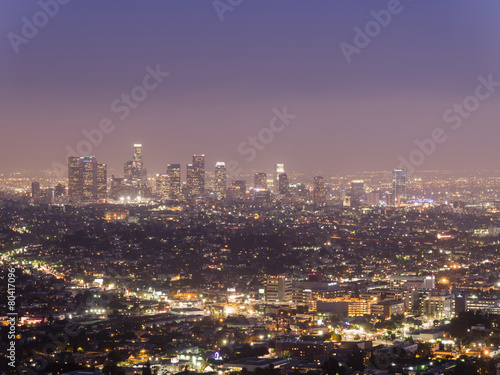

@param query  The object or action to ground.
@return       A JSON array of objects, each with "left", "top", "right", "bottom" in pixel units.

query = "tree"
[
  {"left": 322, "top": 356, "right": 346, "bottom": 375},
  {"left": 346, "top": 347, "right": 365, "bottom": 372},
  {"left": 142, "top": 361, "right": 152, "bottom": 375}
]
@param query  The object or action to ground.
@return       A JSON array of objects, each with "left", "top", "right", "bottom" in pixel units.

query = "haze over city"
[{"left": 2, "top": 1, "right": 500, "bottom": 174}]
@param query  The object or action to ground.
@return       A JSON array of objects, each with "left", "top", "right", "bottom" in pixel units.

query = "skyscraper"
[
  {"left": 124, "top": 160, "right": 133, "bottom": 180},
  {"left": 275, "top": 163, "right": 285, "bottom": 192},
  {"left": 31, "top": 181, "right": 41, "bottom": 201},
  {"left": 167, "top": 163, "right": 181, "bottom": 199},
  {"left": 350, "top": 180, "right": 365, "bottom": 206},
  {"left": 133, "top": 144, "right": 143, "bottom": 171},
  {"left": 265, "top": 276, "right": 292, "bottom": 303},
  {"left": 68, "top": 156, "right": 84, "bottom": 202},
  {"left": 96, "top": 163, "right": 107, "bottom": 200},
  {"left": 214, "top": 162, "right": 227, "bottom": 200},
  {"left": 393, "top": 169, "right": 407, "bottom": 206},
  {"left": 254, "top": 172, "right": 267, "bottom": 191},
  {"left": 367, "top": 191, "right": 380, "bottom": 206},
  {"left": 155, "top": 174, "right": 169, "bottom": 200},
  {"left": 192, "top": 154, "right": 205, "bottom": 195},
  {"left": 278, "top": 173, "right": 289, "bottom": 195},
  {"left": 132, "top": 144, "right": 148, "bottom": 180},
  {"left": 313, "top": 176, "right": 325, "bottom": 204},
  {"left": 186, "top": 163, "right": 197, "bottom": 198},
  {"left": 68, "top": 156, "right": 106, "bottom": 202},
  {"left": 82, "top": 156, "right": 98, "bottom": 201}
]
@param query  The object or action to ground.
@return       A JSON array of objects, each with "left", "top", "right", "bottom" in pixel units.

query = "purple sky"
[{"left": 1, "top": 1, "right": 500, "bottom": 176}]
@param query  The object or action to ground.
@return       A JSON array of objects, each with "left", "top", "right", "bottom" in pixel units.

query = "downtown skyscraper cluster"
[{"left": 67, "top": 156, "right": 107, "bottom": 202}]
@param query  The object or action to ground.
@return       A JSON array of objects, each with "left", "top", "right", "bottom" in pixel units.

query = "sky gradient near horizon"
[{"left": 1, "top": 1, "right": 500, "bottom": 176}]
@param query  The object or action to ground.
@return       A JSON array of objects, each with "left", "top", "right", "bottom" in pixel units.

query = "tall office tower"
[
  {"left": 110, "top": 176, "right": 124, "bottom": 200},
  {"left": 313, "top": 176, "right": 326, "bottom": 204},
  {"left": 68, "top": 156, "right": 106, "bottom": 202},
  {"left": 254, "top": 172, "right": 267, "bottom": 191},
  {"left": 192, "top": 154, "right": 205, "bottom": 195},
  {"left": 350, "top": 180, "right": 365, "bottom": 206},
  {"left": 275, "top": 163, "right": 285, "bottom": 192},
  {"left": 96, "top": 163, "right": 107, "bottom": 200},
  {"left": 126, "top": 144, "right": 147, "bottom": 181},
  {"left": 367, "top": 191, "right": 380, "bottom": 206},
  {"left": 214, "top": 162, "right": 227, "bottom": 200},
  {"left": 155, "top": 174, "right": 169, "bottom": 199},
  {"left": 46, "top": 188, "right": 55, "bottom": 204},
  {"left": 82, "top": 156, "right": 98, "bottom": 201},
  {"left": 31, "top": 181, "right": 41, "bottom": 200},
  {"left": 393, "top": 169, "right": 407, "bottom": 206},
  {"left": 68, "top": 156, "right": 84, "bottom": 202},
  {"left": 133, "top": 144, "right": 143, "bottom": 171},
  {"left": 124, "top": 160, "right": 133, "bottom": 180},
  {"left": 186, "top": 163, "right": 197, "bottom": 198},
  {"left": 278, "top": 173, "right": 289, "bottom": 195},
  {"left": 265, "top": 276, "right": 292, "bottom": 303},
  {"left": 167, "top": 163, "right": 181, "bottom": 199}
]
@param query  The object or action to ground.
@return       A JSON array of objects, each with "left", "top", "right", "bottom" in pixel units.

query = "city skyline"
[{"left": 2, "top": 3, "right": 500, "bottom": 374}]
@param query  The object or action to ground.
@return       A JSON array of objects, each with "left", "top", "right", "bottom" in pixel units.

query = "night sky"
[{"left": 1, "top": 1, "right": 500, "bottom": 175}]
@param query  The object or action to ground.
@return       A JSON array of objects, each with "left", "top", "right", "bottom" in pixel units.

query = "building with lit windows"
[
  {"left": 96, "top": 163, "right": 107, "bottom": 200},
  {"left": 214, "top": 162, "right": 226, "bottom": 200},
  {"left": 155, "top": 174, "right": 169, "bottom": 199},
  {"left": 278, "top": 173, "right": 289, "bottom": 195},
  {"left": 313, "top": 176, "right": 325, "bottom": 204},
  {"left": 370, "top": 299, "right": 405, "bottom": 319},
  {"left": 167, "top": 163, "right": 181, "bottom": 199},
  {"left": 186, "top": 155, "right": 205, "bottom": 198},
  {"left": 350, "top": 180, "right": 365, "bottom": 206},
  {"left": 31, "top": 181, "right": 41, "bottom": 200},
  {"left": 254, "top": 172, "right": 267, "bottom": 191},
  {"left": 265, "top": 276, "right": 292, "bottom": 303},
  {"left": 275, "top": 163, "right": 285, "bottom": 192},
  {"left": 393, "top": 169, "right": 407, "bottom": 206},
  {"left": 422, "top": 295, "right": 454, "bottom": 319},
  {"left": 68, "top": 156, "right": 106, "bottom": 202}
]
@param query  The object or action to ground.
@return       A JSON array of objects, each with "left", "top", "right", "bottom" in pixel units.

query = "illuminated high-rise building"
[
  {"left": 96, "top": 163, "right": 107, "bottom": 200},
  {"left": 265, "top": 276, "right": 292, "bottom": 303},
  {"left": 367, "top": 191, "right": 380, "bottom": 206},
  {"left": 82, "top": 156, "right": 98, "bottom": 201},
  {"left": 133, "top": 144, "right": 143, "bottom": 170},
  {"left": 350, "top": 180, "right": 365, "bottom": 206},
  {"left": 254, "top": 172, "right": 267, "bottom": 191},
  {"left": 167, "top": 164, "right": 181, "bottom": 199},
  {"left": 278, "top": 173, "right": 289, "bottom": 195},
  {"left": 110, "top": 176, "right": 124, "bottom": 200},
  {"left": 313, "top": 176, "right": 325, "bottom": 204},
  {"left": 68, "top": 156, "right": 84, "bottom": 202},
  {"left": 393, "top": 169, "right": 407, "bottom": 206},
  {"left": 186, "top": 163, "right": 197, "bottom": 198},
  {"left": 124, "top": 160, "right": 133, "bottom": 180},
  {"left": 155, "top": 174, "right": 169, "bottom": 199},
  {"left": 275, "top": 163, "right": 285, "bottom": 192},
  {"left": 68, "top": 156, "right": 106, "bottom": 202},
  {"left": 214, "top": 162, "right": 227, "bottom": 200},
  {"left": 31, "top": 181, "right": 41, "bottom": 200},
  {"left": 192, "top": 154, "right": 205, "bottom": 195}
]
